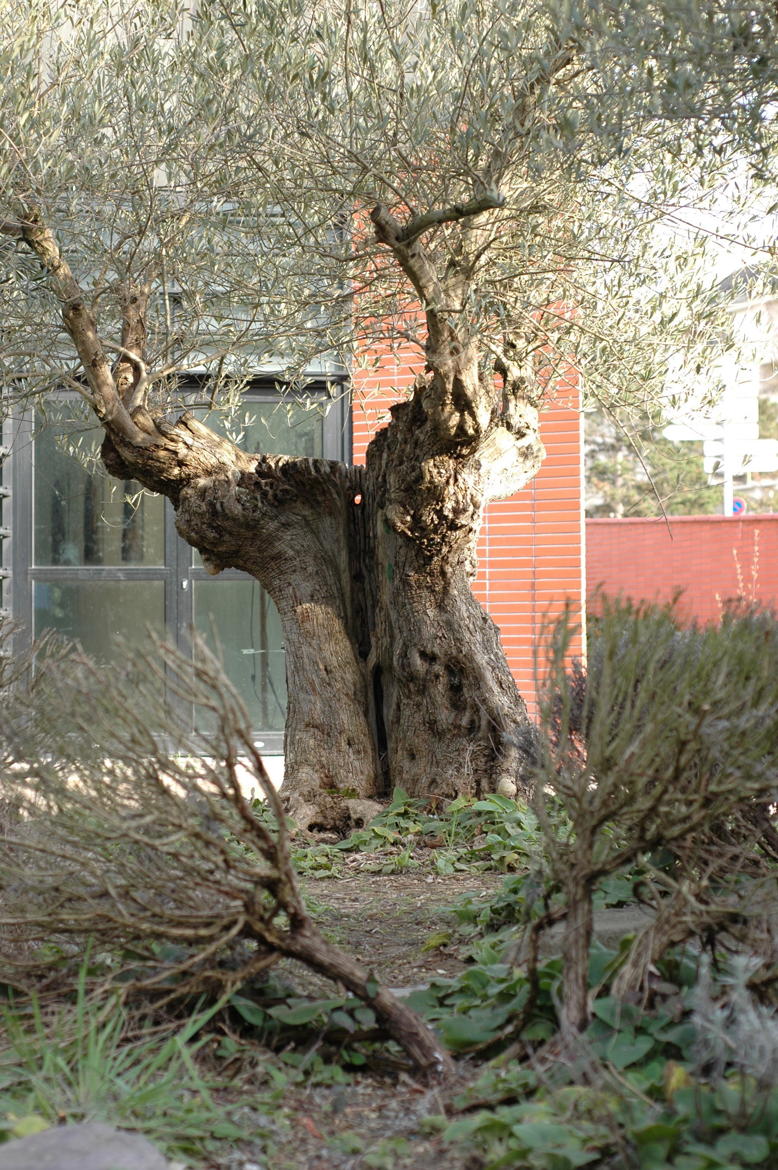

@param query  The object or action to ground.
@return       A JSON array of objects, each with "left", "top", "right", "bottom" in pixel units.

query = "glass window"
[
  {"left": 240, "top": 399, "right": 326, "bottom": 459},
  {"left": 197, "top": 396, "right": 326, "bottom": 457},
  {"left": 194, "top": 579, "right": 286, "bottom": 733},
  {"left": 15, "top": 379, "right": 347, "bottom": 741},
  {"left": 33, "top": 402, "right": 164, "bottom": 566},
  {"left": 34, "top": 580, "right": 165, "bottom": 659}
]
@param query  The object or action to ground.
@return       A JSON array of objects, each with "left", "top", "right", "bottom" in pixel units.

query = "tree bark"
[
  {"left": 560, "top": 873, "right": 594, "bottom": 1042},
  {"left": 98, "top": 374, "right": 541, "bottom": 827},
  {"left": 20, "top": 205, "right": 547, "bottom": 829},
  {"left": 100, "top": 409, "right": 379, "bottom": 829},
  {"left": 364, "top": 372, "right": 542, "bottom": 801}
]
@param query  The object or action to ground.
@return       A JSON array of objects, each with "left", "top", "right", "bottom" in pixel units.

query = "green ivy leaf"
[
  {"left": 714, "top": 1133, "right": 770, "bottom": 1164},
  {"left": 591, "top": 996, "right": 642, "bottom": 1030},
  {"left": 636, "top": 1122, "right": 682, "bottom": 1146},
  {"left": 8, "top": 1115, "right": 50, "bottom": 1140},
  {"left": 438, "top": 1010, "right": 509, "bottom": 1050},
  {"left": 268, "top": 998, "right": 343, "bottom": 1025},
  {"left": 605, "top": 1032, "right": 655, "bottom": 1069},
  {"left": 229, "top": 995, "right": 270, "bottom": 1027},
  {"left": 511, "top": 1120, "right": 599, "bottom": 1165}
]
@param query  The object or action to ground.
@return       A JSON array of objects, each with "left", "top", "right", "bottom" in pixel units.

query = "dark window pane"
[
  {"left": 201, "top": 397, "right": 325, "bottom": 459},
  {"left": 194, "top": 579, "right": 286, "bottom": 733},
  {"left": 33, "top": 581, "right": 165, "bottom": 660},
  {"left": 240, "top": 399, "right": 325, "bottom": 459},
  {"left": 34, "top": 402, "right": 164, "bottom": 566}
]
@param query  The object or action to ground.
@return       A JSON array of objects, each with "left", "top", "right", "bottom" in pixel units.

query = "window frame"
[{"left": 5, "top": 376, "right": 351, "bottom": 750}]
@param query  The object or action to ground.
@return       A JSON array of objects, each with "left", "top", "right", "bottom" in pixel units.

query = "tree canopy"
[
  {"left": 2, "top": 0, "right": 776, "bottom": 424},
  {"left": 2, "top": 0, "right": 778, "bottom": 817}
]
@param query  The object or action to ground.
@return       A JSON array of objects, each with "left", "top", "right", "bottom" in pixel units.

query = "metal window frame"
[{"left": 7, "top": 376, "right": 351, "bottom": 750}]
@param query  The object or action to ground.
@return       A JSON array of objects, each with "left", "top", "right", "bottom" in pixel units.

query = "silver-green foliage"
[
  {"left": 533, "top": 598, "right": 778, "bottom": 1028},
  {"left": 538, "top": 599, "right": 778, "bottom": 863},
  {"left": 1, "top": 0, "right": 776, "bottom": 418}
]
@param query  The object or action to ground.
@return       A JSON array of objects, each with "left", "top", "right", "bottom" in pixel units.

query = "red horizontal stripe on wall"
[{"left": 353, "top": 345, "right": 585, "bottom": 715}]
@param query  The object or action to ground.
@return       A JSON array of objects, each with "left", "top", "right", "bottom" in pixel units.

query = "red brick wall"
[
  {"left": 352, "top": 361, "right": 585, "bottom": 715},
  {"left": 586, "top": 515, "right": 778, "bottom": 623},
  {"left": 472, "top": 395, "right": 584, "bottom": 712}
]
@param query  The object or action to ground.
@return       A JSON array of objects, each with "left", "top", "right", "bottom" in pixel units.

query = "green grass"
[{"left": 0, "top": 964, "right": 258, "bottom": 1160}]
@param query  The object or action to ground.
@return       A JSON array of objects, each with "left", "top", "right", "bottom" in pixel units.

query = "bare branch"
[{"left": 15, "top": 213, "right": 149, "bottom": 447}]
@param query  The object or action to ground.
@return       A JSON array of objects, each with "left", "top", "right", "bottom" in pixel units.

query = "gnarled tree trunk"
[
  {"left": 20, "top": 204, "right": 546, "bottom": 831},
  {"left": 97, "top": 358, "right": 542, "bottom": 830},
  {"left": 363, "top": 360, "right": 543, "bottom": 805}
]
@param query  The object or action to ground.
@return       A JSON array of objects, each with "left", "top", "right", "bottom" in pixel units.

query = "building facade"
[{"left": 1, "top": 364, "right": 584, "bottom": 750}]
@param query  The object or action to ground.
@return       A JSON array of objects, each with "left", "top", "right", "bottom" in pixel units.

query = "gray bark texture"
[
  {"left": 20, "top": 208, "right": 546, "bottom": 830},
  {"left": 98, "top": 361, "right": 542, "bottom": 830}
]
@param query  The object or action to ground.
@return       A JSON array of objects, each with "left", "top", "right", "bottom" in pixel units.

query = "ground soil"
[
  {"left": 207, "top": 864, "right": 508, "bottom": 1170},
  {"left": 301, "top": 868, "right": 506, "bottom": 987}
]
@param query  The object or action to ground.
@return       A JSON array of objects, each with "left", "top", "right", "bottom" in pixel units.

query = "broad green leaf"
[
  {"left": 8, "top": 1115, "right": 50, "bottom": 1139},
  {"left": 268, "top": 998, "right": 343, "bottom": 1025},
  {"left": 229, "top": 996, "right": 270, "bottom": 1027},
  {"left": 510, "top": 1120, "right": 599, "bottom": 1165},
  {"left": 605, "top": 1032, "right": 655, "bottom": 1069},
  {"left": 714, "top": 1133, "right": 770, "bottom": 1164},
  {"left": 438, "top": 1010, "right": 509, "bottom": 1050}
]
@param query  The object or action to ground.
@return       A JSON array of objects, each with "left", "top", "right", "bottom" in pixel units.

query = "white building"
[{"left": 665, "top": 266, "right": 778, "bottom": 514}]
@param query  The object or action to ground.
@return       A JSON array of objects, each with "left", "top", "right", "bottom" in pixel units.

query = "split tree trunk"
[
  {"left": 21, "top": 203, "right": 547, "bottom": 831},
  {"left": 99, "top": 347, "right": 543, "bottom": 831}
]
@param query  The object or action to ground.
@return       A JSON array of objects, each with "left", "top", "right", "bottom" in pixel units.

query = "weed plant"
[
  {"left": 0, "top": 964, "right": 253, "bottom": 1158},
  {"left": 289, "top": 788, "right": 543, "bottom": 877},
  {"left": 402, "top": 941, "right": 778, "bottom": 1169}
]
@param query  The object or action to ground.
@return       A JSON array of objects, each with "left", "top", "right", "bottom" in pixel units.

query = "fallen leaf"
[{"left": 301, "top": 1115, "right": 324, "bottom": 1140}]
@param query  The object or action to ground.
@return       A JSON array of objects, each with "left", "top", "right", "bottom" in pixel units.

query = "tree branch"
[
  {"left": 13, "top": 212, "right": 150, "bottom": 447},
  {"left": 395, "top": 191, "right": 505, "bottom": 245},
  {"left": 369, "top": 203, "right": 446, "bottom": 311},
  {"left": 487, "top": 38, "right": 582, "bottom": 184},
  {"left": 116, "top": 282, "right": 151, "bottom": 411},
  {"left": 104, "top": 342, "right": 150, "bottom": 413}
]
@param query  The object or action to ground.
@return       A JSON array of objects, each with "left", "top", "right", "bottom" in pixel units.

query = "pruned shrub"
[
  {"left": 0, "top": 624, "right": 450, "bottom": 1078},
  {"left": 533, "top": 598, "right": 778, "bottom": 1039}
]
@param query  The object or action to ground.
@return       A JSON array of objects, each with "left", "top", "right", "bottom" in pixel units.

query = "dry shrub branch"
[
  {"left": 0, "top": 626, "right": 451, "bottom": 1079},
  {"left": 534, "top": 600, "right": 778, "bottom": 1042}
]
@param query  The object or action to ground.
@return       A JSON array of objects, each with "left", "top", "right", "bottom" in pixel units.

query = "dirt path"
[
  {"left": 227, "top": 870, "right": 500, "bottom": 1170},
  {"left": 301, "top": 870, "right": 506, "bottom": 986}
]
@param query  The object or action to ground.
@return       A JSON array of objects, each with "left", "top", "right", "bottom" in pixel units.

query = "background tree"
[
  {"left": 585, "top": 403, "right": 723, "bottom": 517},
  {"left": 1, "top": 0, "right": 776, "bottom": 825}
]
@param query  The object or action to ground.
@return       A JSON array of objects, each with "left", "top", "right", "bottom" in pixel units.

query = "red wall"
[
  {"left": 586, "top": 515, "right": 778, "bottom": 623},
  {"left": 352, "top": 361, "right": 585, "bottom": 714}
]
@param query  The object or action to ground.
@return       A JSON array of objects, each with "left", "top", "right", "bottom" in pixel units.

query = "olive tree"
[{"left": 1, "top": 0, "right": 776, "bottom": 826}]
